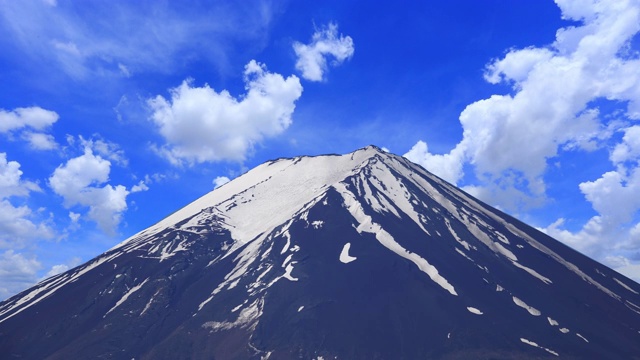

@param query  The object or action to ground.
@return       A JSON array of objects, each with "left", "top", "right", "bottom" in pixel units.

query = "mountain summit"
[{"left": 2, "top": 146, "right": 640, "bottom": 359}]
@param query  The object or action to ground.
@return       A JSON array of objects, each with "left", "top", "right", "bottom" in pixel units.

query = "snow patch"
[
  {"left": 203, "top": 299, "right": 263, "bottom": 332},
  {"left": 467, "top": 307, "right": 483, "bottom": 315},
  {"left": 283, "top": 262, "right": 298, "bottom": 281},
  {"left": 336, "top": 182, "right": 458, "bottom": 296},
  {"left": 511, "top": 261, "right": 552, "bottom": 284},
  {"left": 140, "top": 288, "right": 161, "bottom": 316},
  {"left": 614, "top": 278, "right": 639, "bottom": 294},
  {"left": 280, "top": 230, "right": 291, "bottom": 254},
  {"left": 512, "top": 296, "right": 541, "bottom": 316},
  {"left": 339, "top": 243, "right": 357, "bottom": 263},
  {"left": 455, "top": 248, "right": 474, "bottom": 262},
  {"left": 105, "top": 278, "right": 150, "bottom": 317},
  {"left": 626, "top": 300, "right": 640, "bottom": 315},
  {"left": 520, "top": 338, "right": 559, "bottom": 357},
  {"left": 576, "top": 333, "right": 589, "bottom": 343}
]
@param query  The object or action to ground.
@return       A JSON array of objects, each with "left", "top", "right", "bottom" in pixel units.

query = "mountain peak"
[{"left": 2, "top": 146, "right": 640, "bottom": 359}]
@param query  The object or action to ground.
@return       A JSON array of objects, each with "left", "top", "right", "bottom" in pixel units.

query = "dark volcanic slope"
[{"left": 2, "top": 146, "right": 640, "bottom": 359}]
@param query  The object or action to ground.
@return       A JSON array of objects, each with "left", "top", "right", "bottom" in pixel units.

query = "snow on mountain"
[{"left": 1, "top": 145, "right": 640, "bottom": 359}]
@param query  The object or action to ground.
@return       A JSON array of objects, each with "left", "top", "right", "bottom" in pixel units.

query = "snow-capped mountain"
[{"left": 1, "top": 145, "right": 640, "bottom": 359}]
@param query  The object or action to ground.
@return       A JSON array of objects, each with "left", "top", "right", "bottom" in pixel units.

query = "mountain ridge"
[{"left": 1, "top": 145, "right": 640, "bottom": 359}]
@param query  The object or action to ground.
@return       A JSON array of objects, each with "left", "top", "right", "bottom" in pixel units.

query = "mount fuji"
[{"left": 1, "top": 146, "right": 640, "bottom": 359}]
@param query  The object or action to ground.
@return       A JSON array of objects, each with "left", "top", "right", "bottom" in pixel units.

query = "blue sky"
[{"left": 1, "top": 0, "right": 640, "bottom": 299}]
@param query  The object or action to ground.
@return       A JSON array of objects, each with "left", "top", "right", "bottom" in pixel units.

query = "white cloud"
[
  {"left": 0, "top": 250, "right": 42, "bottom": 300},
  {"left": 22, "top": 132, "right": 58, "bottom": 150},
  {"left": 484, "top": 47, "right": 554, "bottom": 85},
  {"left": 44, "top": 264, "right": 69, "bottom": 278},
  {"left": 579, "top": 167, "right": 640, "bottom": 225},
  {"left": 69, "top": 211, "right": 80, "bottom": 223},
  {"left": 148, "top": 60, "right": 303, "bottom": 165},
  {"left": 0, "top": 153, "right": 40, "bottom": 198},
  {"left": 406, "top": 0, "right": 640, "bottom": 272},
  {"left": 43, "top": 257, "right": 81, "bottom": 279},
  {"left": 405, "top": 0, "right": 640, "bottom": 207},
  {"left": 76, "top": 135, "right": 128, "bottom": 166},
  {"left": 0, "top": 106, "right": 59, "bottom": 133},
  {"left": 213, "top": 176, "right": 230, "bottom": 189},
  {"left": 293, "top": 23, "right": 354, "bottom": 81},
  {"left": 131, "top": 180, "right": 149, "bottom": 193},
  {"left": 0, "top": 200, "right": 54, "bottom": 249},
  {"left": 404, "top": 140, "right": 465, "bottom": 185},
  {"left": 49, "top": 148, "right": 130, "bottom": 234},
  {"left": 0, "top": 153, "right": 52, "bottom": 249},
  {"left": 615, "top": 263, "right": 640, "bottom": 284},
  {"left": 611, "top": 125, "right": 640, "bottom": 164}
]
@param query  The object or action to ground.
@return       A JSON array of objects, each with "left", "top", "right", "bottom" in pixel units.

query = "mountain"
[{"left": 1, "top": 145, "right": 640, "bottom": 359}]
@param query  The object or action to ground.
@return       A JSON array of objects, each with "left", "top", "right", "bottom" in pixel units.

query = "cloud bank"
[{"left": 405, "top": 0, "right": 640, "bottom": 280}]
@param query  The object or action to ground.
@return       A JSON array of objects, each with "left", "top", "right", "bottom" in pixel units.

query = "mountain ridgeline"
[{"left": 1, "top": 146, "right": 640, "bottom": 359}]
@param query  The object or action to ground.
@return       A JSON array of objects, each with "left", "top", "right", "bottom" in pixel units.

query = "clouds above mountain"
[
  {"left": 148, "top": 60, "right": 303, "bottom": 165},
  {"left": 405, "top": 0, "right": 640, "bottom": 279}
]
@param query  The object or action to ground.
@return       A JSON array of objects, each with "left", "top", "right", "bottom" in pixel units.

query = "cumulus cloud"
[
  {"left": 49, "top": 148, "right": 130, "bottom": 234},
  {"left": 293, "top": 23, "right": 354, "bottom": 81},
  {"left": 213, "top": 176, "right": 230, "bottom": 189},
  {"left": 407, "top": 0, "right": 640, "bottom": 206},
  {"left": 148, "top": 60, "right": 303, "bottom": 165},
  {"left": 405, "top": 140, "right": 465, "bottom": 185},
  {"left": 406, "top": 0, "right": 640, "bottom": 273}
]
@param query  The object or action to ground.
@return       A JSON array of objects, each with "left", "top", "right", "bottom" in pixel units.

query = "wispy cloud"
[{"left": 0, "top": 0, "right": 279, "bottom": 79}]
